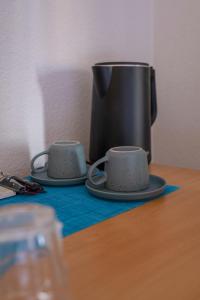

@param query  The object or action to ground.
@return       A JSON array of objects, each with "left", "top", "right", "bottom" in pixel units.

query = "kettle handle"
[{"left": 150, "top": 67, "right": 157, "bottom": 125}]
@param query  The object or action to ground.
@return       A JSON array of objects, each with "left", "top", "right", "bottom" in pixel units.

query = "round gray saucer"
[
  {"left": 30, "top": 170, "right": 87, "bottom": 186},
  {"left": 85, "top": 175, "right": 166, "bottom": 201}
]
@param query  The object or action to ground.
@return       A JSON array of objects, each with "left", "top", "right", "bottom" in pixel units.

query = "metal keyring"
[{"left": 0, "top": 170, "right": 9, "bottom": 181}]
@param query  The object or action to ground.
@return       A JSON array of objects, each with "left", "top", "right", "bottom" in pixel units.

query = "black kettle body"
[{"left": 89, "top": 62, "right": 157, "bottom": 164}]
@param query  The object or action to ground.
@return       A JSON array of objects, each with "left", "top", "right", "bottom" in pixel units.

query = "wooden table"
[{"left": 63, "top": 164, "right": 200, "bottom": 300}]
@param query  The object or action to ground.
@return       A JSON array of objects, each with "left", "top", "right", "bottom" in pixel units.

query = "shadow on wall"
[
  {"left": 37, "top": 67, "right": 92, "bottom": 155},
  {"left": 0, "top": 143, "right": 30, "bottom": 176}
]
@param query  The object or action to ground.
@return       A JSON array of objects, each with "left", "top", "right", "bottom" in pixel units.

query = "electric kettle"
[{"left": 89, "top": 62, "right": 157, "bottom": 164}]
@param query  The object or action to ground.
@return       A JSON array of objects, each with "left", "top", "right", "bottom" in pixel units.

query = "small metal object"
[
  {"left": 0, "top": 170, "right": 6, "bottom": 181},
  {"left": 0, "top": 170, "right": 45, "bottom": 195}
]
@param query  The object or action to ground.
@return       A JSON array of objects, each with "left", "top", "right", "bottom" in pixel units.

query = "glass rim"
[{"left": 0, "top": 204, "right": 58, "bottom": 241}]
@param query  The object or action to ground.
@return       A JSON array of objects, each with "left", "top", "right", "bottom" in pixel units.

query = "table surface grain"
[{"left": 63, "top": 164, "right": 200, "bottom": 300}]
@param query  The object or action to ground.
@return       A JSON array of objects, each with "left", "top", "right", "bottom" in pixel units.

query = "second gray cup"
[
  {"left": 31, "top": 141, "right": 87, "bottom": 179},
  {"left": 88, "top": 146, "right": 149, "bottom": 192}
]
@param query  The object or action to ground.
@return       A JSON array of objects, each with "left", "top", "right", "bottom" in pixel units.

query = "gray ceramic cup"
[
  {"left": 31, "top": 141, "right": 87, "bottom": 179},
  {"left": 88, "top": 146, "right": 149, "bottom": 192}
]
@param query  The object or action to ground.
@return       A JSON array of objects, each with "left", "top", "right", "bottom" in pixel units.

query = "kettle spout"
[{"left": 92, "top": 66, "right": 112, "bottom": 98}]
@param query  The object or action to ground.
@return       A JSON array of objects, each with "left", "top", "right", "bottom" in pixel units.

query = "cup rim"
[
  {"left": 110, "top": 146, "right": 142, "bottom": 153},
  {"left": 54, "top": 140, "right": 80, "bottom": 146}
]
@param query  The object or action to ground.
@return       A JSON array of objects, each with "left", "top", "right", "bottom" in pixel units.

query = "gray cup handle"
[
  {"left": 31, "top": 150, "right": 49, "bottom": 173},
  {"left": 88, "top": 156, "right": 108, "bottom": 186}
]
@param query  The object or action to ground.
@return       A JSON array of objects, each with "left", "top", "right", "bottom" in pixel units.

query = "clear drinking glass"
[{"left": 0, "top": 204, "right": 67, "bottom": 300}]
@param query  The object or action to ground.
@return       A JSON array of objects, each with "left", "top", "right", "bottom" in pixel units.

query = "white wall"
[
  {"left": 153, "top": 0, "right": 200, "bottom": 169},
  {"left": 0, "top": 0, "right": 154, "bottom": 175}
]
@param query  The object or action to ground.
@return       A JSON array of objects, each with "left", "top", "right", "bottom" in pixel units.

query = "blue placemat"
[{"left": 0, "top": 184, "right": 178, "bottom": 237}]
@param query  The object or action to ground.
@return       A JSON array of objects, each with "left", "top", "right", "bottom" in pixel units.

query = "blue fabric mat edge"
[{"left": 0, "top": 184, "right": 179, "bottom": 237}]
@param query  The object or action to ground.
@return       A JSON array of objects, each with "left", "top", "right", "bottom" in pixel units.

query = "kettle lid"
[{"left": 94, "top": 62, "right": 150, "bottom": 67}]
